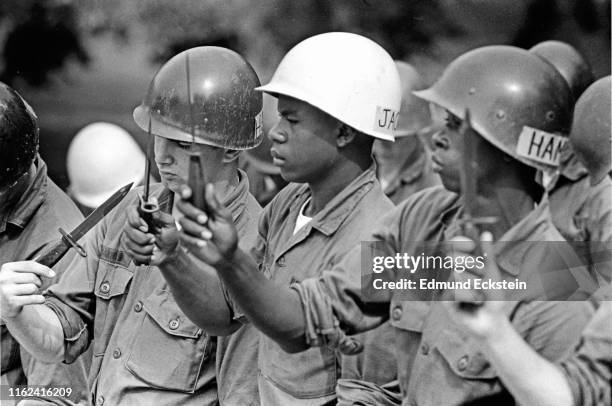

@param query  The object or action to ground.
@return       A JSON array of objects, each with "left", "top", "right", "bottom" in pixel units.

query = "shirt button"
[
  {"left": 134, "top": 301, "right": 143, "bottom": 312},
  {"left": 112, "top": 348, "right": 121, "bottom": 359},
  {"left": 420, "top": 342, "right": 429, "bottom": 355},
  {"left": 277, "top": 256, "right": 286, "bottom": 266},
  {"left": 99, "top": 282, "right": 110, "bottom": 294},
  {"left": 457, "top": 355, "right": 470, "bottom": 371},
  {"left": 169, "top": 319, "right": 180, "bottom": 330},
  {"left": 391, "top": 306, "right": 402, "bottom": 321},
  {"left": 95, "top": 396, "right": 104, "bottom": 406}
]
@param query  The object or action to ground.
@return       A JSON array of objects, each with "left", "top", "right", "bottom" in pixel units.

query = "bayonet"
[
  {"left": 185, "top": 51, "right": 211, "bottom": 216},
  {"left": 35, "top": 182, "right": 133, "bottom": 268}
]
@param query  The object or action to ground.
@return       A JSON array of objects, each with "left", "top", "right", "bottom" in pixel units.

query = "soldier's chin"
[{"left": 440, "top": 175, "right": 460, "bottom": 193}]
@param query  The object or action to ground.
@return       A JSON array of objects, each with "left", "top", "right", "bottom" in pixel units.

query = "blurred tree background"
[{"left": 0, "top": 0, "right": 609, "bottom": 189}]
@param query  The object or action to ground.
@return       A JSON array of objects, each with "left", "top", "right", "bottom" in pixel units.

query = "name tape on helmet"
[
  {"left": 254, "top": 111, "right": 263, "bottom": 140},
  {"left": 516, "top": 126, "right": 567, "bottom": 167},
  {"left": 374, "top": 106, "right": 399, "bottom": 135}
]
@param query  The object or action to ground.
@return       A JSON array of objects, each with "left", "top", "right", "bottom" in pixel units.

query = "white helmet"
[
  {"left": 256, "top": 32, "right": 401, "bottom": 141},
  {"left": 67, "top": 122, "right": 144, "bottom": 208}
]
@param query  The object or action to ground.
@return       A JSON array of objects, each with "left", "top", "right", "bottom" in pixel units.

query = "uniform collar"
[
  {"left": 1, "top": 156, "right": 47, "bottom": 233},
  {"left": 290, "top": 166, "right": 379, "bottom": 237},
  {"left": 380, "top": 144, "right": 429, "bottom": 195}
]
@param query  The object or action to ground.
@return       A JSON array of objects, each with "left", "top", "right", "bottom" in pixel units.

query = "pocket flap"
[
  {"left": 436, "top": 330, "right": 497, "bottom": 380},
  {"left": 94, "top": 265, "right": 133, "bottom": 299},
  {"left": 143, "top": 289, "right": 202, "bottom": 339}
]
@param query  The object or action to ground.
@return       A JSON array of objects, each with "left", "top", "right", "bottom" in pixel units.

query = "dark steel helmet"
[
  {"left": 133, "top": 46, "right": 263, "bottom": 150},
  {"left": 569, "top": 76, "right": 611, "bottom": 185},
  {"left": 414, "top": 46, "right": 573, "bottom": 170},
  {"left": 0, "top": 82, "right": 39, "bottom": 189},
  {"left": 530, "top": 40, "right": 594, "bottom": 100}
]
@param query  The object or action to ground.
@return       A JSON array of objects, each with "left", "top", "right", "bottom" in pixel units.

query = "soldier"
[
  {"left": 0, "top": 82, "right": 89, "bottom": 405},
  {"left": 0, "top": 47, "right": 263, "bottom": 405},
  {"left": 445, "top": 78, "right": 612, "bottom": 406},
  {"left": 372, "top": 61, "right": 440, "bottom": 205},
  {"left": 178, "top": 46, "right": 597, "bottom": 405},
  {"left": 530, "top": 42, "right": 611, "bottom": 285},
  {"left": 142, "top": 32, "right": 402, "bottom": 405},
  {"left": 338, "top": 61, "right": 439, "bottom": 405},
  {"left": 67, "top": 122, "right": 145, "bottom": 215}
]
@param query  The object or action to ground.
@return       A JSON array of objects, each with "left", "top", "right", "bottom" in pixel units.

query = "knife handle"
[
  {"left": 34, "top": 240, "right": 69, "bottom": 269},
  {"left": 138, "top": 196, "right": 160, "bottom": 235}
]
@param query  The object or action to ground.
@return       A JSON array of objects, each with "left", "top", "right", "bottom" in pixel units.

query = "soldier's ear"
[
  {"left": 336, "top": 124, "right": 356, "bottom": 148},
  {"left": 222, "top": 149, "right": 241, "bottom": 163}
]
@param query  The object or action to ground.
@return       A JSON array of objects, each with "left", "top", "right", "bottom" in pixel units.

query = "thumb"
[
  {"left": 152, "top": 210, "right": 175, "bottom": 228},
  {"left": 205, "top": 184, "right": 231, "bottom": 220}
]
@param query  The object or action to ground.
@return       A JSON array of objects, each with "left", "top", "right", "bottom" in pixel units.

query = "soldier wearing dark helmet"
[
  {"left": 529, "top": 41, "right": 611, "bottom": 285},
  {"left": 0, "top": 82, "right": 89, "bottom": 404},
  {"left": 0, "top": 48, "right": 264, "bottom": 405},
  {"left": 171, "top": 45, "right": 598, "bottom": 406}
]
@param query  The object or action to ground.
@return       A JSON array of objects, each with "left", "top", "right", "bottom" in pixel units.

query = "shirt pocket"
[
  {"left": 125, "top": 288, "right": 212, "bottom": 392},
  {"left": 435, "top": 329, "right": 497, "bottom": 381},
  {"left": 93, "top": 259, "right": 133, "bottom": 356}
]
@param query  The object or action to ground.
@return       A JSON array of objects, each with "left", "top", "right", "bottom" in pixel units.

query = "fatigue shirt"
[
  {"left": 44, "top": 171, "right": 261, "bottom": 406},
  {"left": 293, "top": 186, "right": 596, "bottom": 406},
  {"left": 248, "top": 167, "right": 394, "bottom": 405},
  {"left": 0, "top": 157, "right": 90, "bottom": 405},
  {"left": 548, "top": 174, "right": 612, "bottom": 290},
  {"left": 560, "top": 298, "right": 612, "bottom": 406},
  {"left": 338, "top": 158, "right": 440, "bottom": 406},
  {"left": 377, "top": 145, "right": 440, "bottom": 206}
]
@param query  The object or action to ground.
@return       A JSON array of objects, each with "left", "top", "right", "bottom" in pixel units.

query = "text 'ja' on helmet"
[
  {"left": 530, "top": 40, "right": 594, "bottom": 100},
  {"left": 67, "top": 122, "right": 144, "bottom": 209},
  {"left": 256, "top": 32, "right": 402, "bottom": 141},
  {"left": 569, "top": 75, "right": 611, "bottom": 185},
  {"left": 414, "top": 45, "right": 573, "bottom": 171},
  {"left": 133, "top": 47, "right": 264, "bottom": 150},
  {"left": 0, "top": 82, "right": 39, "bottom": 190},
  {"left": 394, "top": 61, "right": 431, "bottom": 137}
]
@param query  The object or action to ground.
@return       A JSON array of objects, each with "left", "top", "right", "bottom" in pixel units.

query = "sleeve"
[
  {"left": 512, "top": 300, "right": 595, "bottom": 362},
  {"left": 290, "top": 206, "right": 410, "bottom": 353},
  {"left": 559, "top": 302, "right": 612, "bottom": 406},
  {"left": 222, "top": 200, "right": 273, "bottom": 324},
  {"left": 43, "top": 221, "right": 104, "bottom": 364}
]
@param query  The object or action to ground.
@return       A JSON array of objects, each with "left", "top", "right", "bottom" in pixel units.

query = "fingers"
[
  {"left": 177, "top": 198, "right": 208, "bottom": 225},
  {"left": 10, "top": 295, "right": 46, "bottom": 307},
  {"left": 179, "top": 216, "right": 212, "bottom": 241},
  {"left": 180, "top": 232, "right": 208, "bottom": 250},
  {"left": 448, "top": 236, "right": 477, "bottom": 254},
  {"left": 127, "top": 205, "right": 148, "bottom": 233},
  {"left": 10, "top": 273, "right": 42, "bottom": 287},
  {"left": 152, "top": 210, "right": 176, "bottom": 228},
  {"left": 1, "top": 262, "right": 55, "bottom": 278},
  {"left": 7, "top": 283, "right": 40, "bottom": 296}
]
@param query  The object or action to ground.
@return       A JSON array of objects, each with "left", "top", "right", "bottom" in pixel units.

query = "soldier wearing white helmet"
[
  {"left": 67, "top": 122, "right": 145, "bottom": 215},
  {"left": 372, "top": 61, "right": 440, "bottom": 205},
  {"left": 148, "top": 32, "right": 402, "bottom": 405}
]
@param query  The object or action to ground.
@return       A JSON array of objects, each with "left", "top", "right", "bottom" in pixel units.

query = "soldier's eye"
[
  {"left": 445, "top": 112, "right": 461, "bottom": 131},
  {"left": 177, "top": 141, "right": 192, "bottom": 150}
]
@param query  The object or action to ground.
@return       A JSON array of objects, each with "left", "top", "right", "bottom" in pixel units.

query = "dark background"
[{"left": 1, "top": 0, "right": 610, "bottom": 190}]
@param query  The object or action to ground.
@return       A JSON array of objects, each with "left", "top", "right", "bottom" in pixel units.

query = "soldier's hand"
[
  {"left": 122, "top": 203, "right": 179, "bottom": 266},
  {"left": 442, "top": 232, "right": 508, "bottom": 341},
  {"left": 0, "top": 261, "right": 54, "bottom": 319},
  {"left": 177, "top": 183, "right": 238, "bottom": 267}
]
